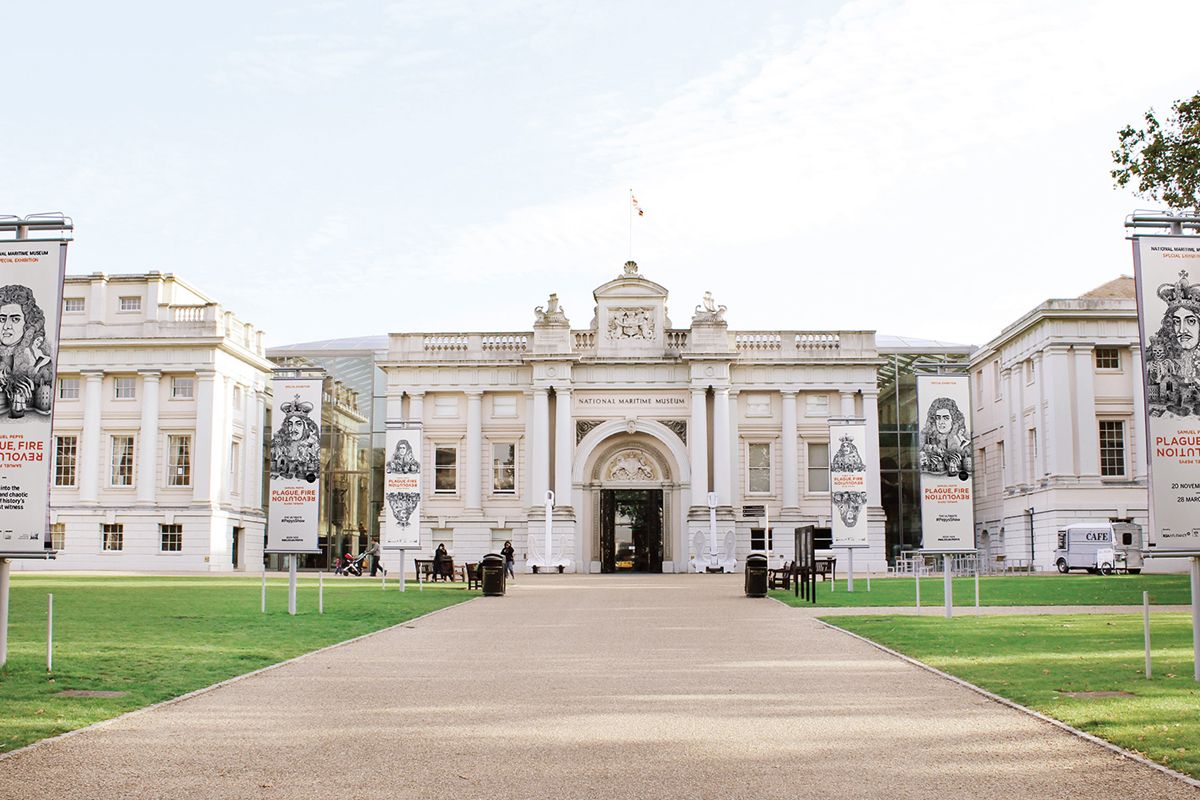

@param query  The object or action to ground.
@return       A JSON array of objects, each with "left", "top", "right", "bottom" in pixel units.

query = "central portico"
[{"left": 381, "top": 260, "right": 886, "bottom": 573}]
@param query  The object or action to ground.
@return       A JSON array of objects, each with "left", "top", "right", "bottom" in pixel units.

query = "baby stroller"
[{"left": 334, "top": 552, "right": 366, "bottom": 577}]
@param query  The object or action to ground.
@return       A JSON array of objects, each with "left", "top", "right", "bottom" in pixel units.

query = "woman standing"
[{"left": 501, "top": 540, "right": 516, "bottom": 580}]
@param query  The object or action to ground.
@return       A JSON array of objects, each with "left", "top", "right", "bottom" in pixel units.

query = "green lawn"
[
  {"left": 0, "top": 575, "right": 473, "bottom": 753},
  {"left": 827, "top": 613, "right": 1200, "bottom": 778},
  {"left": 772, "top": 573, "right": 1192, "bottom": 607}
]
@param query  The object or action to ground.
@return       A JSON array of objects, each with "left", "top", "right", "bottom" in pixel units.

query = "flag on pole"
[{"left": 631, "top": 193, "right": 645, "bottom": 216}]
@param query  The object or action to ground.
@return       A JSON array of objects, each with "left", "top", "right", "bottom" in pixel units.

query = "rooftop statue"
[
  {"left": 692, "top": 290, "right": 727, "bottom": 323},
  {"left": 534, "top": 292, "right": 568, "bottom": 325}
]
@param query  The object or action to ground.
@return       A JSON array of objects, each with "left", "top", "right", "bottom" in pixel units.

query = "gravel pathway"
[{"left": 0, "top": 573, "right": 1193, "bottom": 799}]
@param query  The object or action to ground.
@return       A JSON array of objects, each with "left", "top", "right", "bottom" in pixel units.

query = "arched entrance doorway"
[{"left": 575, "top": 423, "right": 687, "bottom": 574}]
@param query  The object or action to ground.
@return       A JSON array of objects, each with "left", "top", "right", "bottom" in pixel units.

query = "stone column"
[
  {"left": 728, "top": 390, "right": 741, "bottom": 509},
  {"left": 136, "top": 371, "right": 161, "bottom": 505},
  {"left": 863, "top": 389, "right": 883, "bottom": 504},
  {"left": 78, "top": 370, "right": 104, "bottom": 504},
  {"left": 554, "top": 387, "right": 573, "bottom": 504},
  {"left": 531, "top": 388, "right": 549, "bottom": 504},
  {"left": 222, "top": 380, "right": 236, "bottom": 504},
  {"left": 1000, "top": 368, "right": 1015, "bottom": 489},
  {"left": 1031, "top": 353, "right": 1046, "bottom": 480},
  {"left": 712, "top": 387, "right": 731, "bottom": 505},
  {"left": 1129, "top": 344, "right": 1148, "bottom": 480},
  {"left": 1042, "top": 346, "right": 1074, "bottom": 478},
  {"left": 839, "top": 390, "right": 855, "bottom": 417},
  {"left": 781, "top": 390, "right": 799, "bottom": 509},
  {"left": 1008, "top": 365, "right": 1026, "bottom": 486},
  {"left": 251, "top": 389, "right": 266, "bottom": 508},
  {"left": 408, "top": 391, "right": 425, "bottom": 424},
  {"left": 1074, "top": 346, "right": 1100, "bottom": 477},
  {"left": 193, "top": 370, "right": 222, "bottom": 505},
  {"left": 466, "top": 390, "right": 483, "bottom": 511},
  {"left": 240, "top": 382, "right": 258, "bottom": 504},
  {"left": 690, "top": 388, "right": 708, "bottom": 498}
]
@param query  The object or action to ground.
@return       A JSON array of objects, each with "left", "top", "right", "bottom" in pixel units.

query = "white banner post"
[
  {"left": 943, "top": 555, "right": 953, "bottom": 619},
  {"left": 707, "top": 492, "right": 718, "bottom": 571},
  {"left": 975, "top": 567, "right": 980, "bottom": 611},
  {"left": 383, "top": 421, "right": 422, "bottom": 587},
  {"left": 46, "top": 592, "right": 52, "bottom": 672},
  {"left": 1144, "top": 590, "right": 1152, "bottom": 680},
  {"left": 0, "top": 559, "right": 9, "bottom": 667},
  {"left": 319, "top": 572, "right": 324, "bottom": 614},
  {"left": 261, "top": 569, "right": 266, "bottom": 614},
  {"left": 915, "top": 572, "right": 921, "bottom": 615},
  {"left": 288, "top": 555, "right": 297, "bottom": 616},
  {"left": 544, "top": 490, "right": 555, "bottom": 572}
]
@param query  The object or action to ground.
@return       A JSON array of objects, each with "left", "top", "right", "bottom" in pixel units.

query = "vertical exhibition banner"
[
  {"left": 828, "top": 421, "right": 869, "bottom": 548},
  {"left": 0, "top": 241, "right": 67, "bottom": 554},
  {"left": 916, "top": 374, "right": 975, "bottom": 551},
  {"left": 1134, "top": 235, "right": 1200, "bottom": 552},
  {"left": 382, "top": 421, "right": 422, "bottom": 549},
  {"left": 266, "top": 376, "right": 323, "bottom": 553}
]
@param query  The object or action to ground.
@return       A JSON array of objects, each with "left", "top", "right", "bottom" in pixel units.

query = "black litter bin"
[
  {"left": 745, "top": 553, "right": 768, "bottom": 597},
  {"left": 481, "top": 552, "right": 507, "bottom": 596}
]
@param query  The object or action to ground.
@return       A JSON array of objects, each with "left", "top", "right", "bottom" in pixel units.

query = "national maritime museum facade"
[{"left": 271, "top": 260, "right": 975, "bottom": 575}]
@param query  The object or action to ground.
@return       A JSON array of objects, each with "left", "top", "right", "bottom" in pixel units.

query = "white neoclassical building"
[
  {"left": 376, "top": 261, "right": 888, "bottom": 574},
  {"left": 17, "top": 272, "right": 272, "bottom": 571},
  {"left": 970, "top": 277, "right": 1152, "bottom": 570}
]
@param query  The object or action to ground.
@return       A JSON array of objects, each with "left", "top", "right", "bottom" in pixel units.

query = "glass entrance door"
[{"left": 600, "top": 489, "right": 663, "bottom": 573}]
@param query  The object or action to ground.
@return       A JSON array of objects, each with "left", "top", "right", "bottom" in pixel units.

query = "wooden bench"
[
  {"left": 414, "top": 558, "right": 461, "bottom": 582},
  {"left": 768, "top": 561, "right": 794, "bottom": 590},
  {"left": 814, "top": 557, "right": 836, "bottom": 582},
  {"left": 465, "top": 562, "right": 482, "bottom": 591}
]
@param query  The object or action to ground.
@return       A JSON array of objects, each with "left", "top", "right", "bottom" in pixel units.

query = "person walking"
[
  {"left": 367, "top": 539, "right": 384, "bottom": 577},
  {"left": 501, "top": 540, "right": 516, "bottom": 580}
]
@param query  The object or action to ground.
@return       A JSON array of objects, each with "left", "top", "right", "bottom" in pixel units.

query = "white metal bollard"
[
  {"left": 915, "top": 573, "right": 921, "bottom": 615},
  {"left": 319, "top": 572, "right": 324, "bottom": 615},
  {"left": 47, "top": 593, "right": 53, "bottom": 672},
  {"left": 975, "top": 568, "right": 980, "bottom": 611},
  {"left": 1144, "top": 590, "right": 1152, "bottom": 680},
  {"left": 867, "top": 572, "right": 871, "bottom": 592},
  {"left": 261, "top": 569, "right": 267, "bottom": 614}
]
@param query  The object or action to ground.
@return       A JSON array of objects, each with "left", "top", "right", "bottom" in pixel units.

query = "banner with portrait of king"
[
  {"left": 828, "top": 421, "right": 869, "bottom": 548},
  {"left": 1134, "top": 235, "right": 1200, "bottom": 552},
  {"left": 266, "top": 376, "right": 324, "bottom": 553}
]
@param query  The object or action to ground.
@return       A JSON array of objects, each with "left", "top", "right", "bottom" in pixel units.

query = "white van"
[{"left": 1054, "top": 522, "right": 1144, "bottom": 575}]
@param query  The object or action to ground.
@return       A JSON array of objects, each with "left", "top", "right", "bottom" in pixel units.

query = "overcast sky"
[{"left": 3, "top": 1, "right": 1198, "bottom": 348}]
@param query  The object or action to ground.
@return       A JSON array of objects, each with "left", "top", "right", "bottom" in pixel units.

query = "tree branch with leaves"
[{"left": 1112, "top": 91, "right": 1200, "bottom": 214}]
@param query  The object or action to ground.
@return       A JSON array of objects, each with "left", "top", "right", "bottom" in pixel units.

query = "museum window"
[
  {"left": 1099, "top": 420, "right": 1126, "bottom": 477},
  {"left": 171, "top": 376, "right": 194, "bottom": 399},
  {"left": 492, "top": 442, "right": 516, "bottom": 494},
  {"left": 807, "top": 442, "right": 830, "bottom": 492},
  {"left": 1095, "top": 348, "right": 1121, "bottom": 370},
  {"left": 110, "top": 435, "right": 135, "bottom": 486},
  {"left": 1025, "top": 359, "right": 1034, "bottom": 385},
  {"left": 118, "top": 296, "right": 141, "bottom": 312},
  {"left": 233, "top": 384, "right": 243, "bottom": 406},
  {"left": 167, "top": 435, "right": 191, "bottom": 487},
  {"left": 54, "top": 436, "right": 78, "bottom": 487},
  {"left": 492, "top": 395, "right": 517, "bottom": 418},
  {"left": 50, "top": 523, "right": 65, "bottom": 550},
  {"left": 745, "top": 394, "right": 771, "bottom": 418},
  {"left": 750, "top": 528, "right": 774, "bottom": 551},
  {"left": 102, "top": 523, "right": 124, "bottom": 551},
  {"left": 63, "top": 297, "right": 84, "bottom": 313},
  {"left": 113, "top": 376, "right": 136, "bottom": 400},
  {"left": 805, "top": 394, "right": 830, "bottom": 417},
  {"left": 747, "top": 442, "right": 771, "bottom": 494},
  {"left": 57, "top": 377, "right": 79, "bottom": 400},
  {"left": 160, "top": 524, "right": 183, "bottom": 552},
  {"left": 229, "top": 440, "right": 241, "bottom": 493},
  {"left": 434, "top": 444, "right": 457, "bottom": 493},
  {"left": 1026, "top": 429, "right": 1038, "bottom": 482}
]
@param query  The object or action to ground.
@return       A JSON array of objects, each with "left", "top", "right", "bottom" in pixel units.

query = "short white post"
[
  {"left": 418, "top": 559, "right": 423, "bottom": 592},
  {"left": 707, "top": 493, "right": 718, "bottom": 570},
  {"left": 867, "top": 571, "right": 871, "bottom": 592},
  {"left": 261, "top": 569, "right": 267, "bottom": 614},
  {"left": 47, "top": 593, "right": 53, "bottom": 672},
  {"left": 1144, "top": 590, "right": 1152, "bottom": 680},
  {"left": 0, "top": 558, "right": 10, "bottom": 667},
  {"left": 847, "top": 549, "right": 855, "bottom": 593},
  {"left": 288, "top": 555, "right": 297, "bottom": 616},
  {"left": 915, "top": 571, "right": 921, "bottom": 615},
  {"left": 398, "top": 550, "right": 406, "bottom": 593},
  {"left": 943, "top": 554, "right": 953, "bottom": 619},
  {"left": 975, "top": 567, "right": 980, "bottom": 611},
  {"left": 1193, "top": 556, "right": 1200, "bottom": 682},
  {"left": 319, "top": 572, "right": 324, "bottom": 615},
  {"left": 544, "top": 490, "right": 555, "bottom": 572}
]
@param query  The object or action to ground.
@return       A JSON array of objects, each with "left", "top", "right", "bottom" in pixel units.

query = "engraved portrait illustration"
[
  {"left": 1146, "top": 270, "right": 1200, "bottom": 417},
  {"left": 385, "top": 438, "right": 420, "bottom": 474},
  {"left": 387, "top": 491, "right": 421, "bottom": 527},
  {"left": 270, "top": 394, "right": 321, "bottom": 480},
  {"left": 0, "top": 284, "right": 54, "bottom": 419},
  {"left": 918, "top": 397, "right": 972, "bottom": 477},
  {"left": 832, "top": 490, "right": 868, "bottom": 527},
  {"left": 830, "top": 434, "right": 866, "bottom": 473}
]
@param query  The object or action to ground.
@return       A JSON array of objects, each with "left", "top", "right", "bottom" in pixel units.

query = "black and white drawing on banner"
[
  {"left": 387, "top": 491, "right": 420, "bottom": 527},
  {"left": 271, "top": 394, "right": 320, "bottom": 480},
  {"left": 832, "top": 490, "right": 868, "bottom": 527},
  {"left": 385, "top": 438, "right": 420, "bottom": 474},
  {"left": 1146, "top": 269, "right": 1200, "bottom": 417},
  {"left": 0, "top": 284, "right": 54, "bottom": 420},
  {"left": 918, "top": 397, "right": 972, "bottom": 478},
  {"left": 830, "top": 433, "right": 866, "bottom": 473}
]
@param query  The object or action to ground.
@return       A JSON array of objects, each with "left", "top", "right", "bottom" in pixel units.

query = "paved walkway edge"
[
  {"left": 0, "top": 596, "right": 480, "bottom": 764},
  {"left": 816, "top": 618, "right": 1200, "bottom": 791}
]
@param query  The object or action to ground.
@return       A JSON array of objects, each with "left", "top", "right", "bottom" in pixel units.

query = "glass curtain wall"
[{"left": 876, "top": 352, "right": 969, "bottom": 564}]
